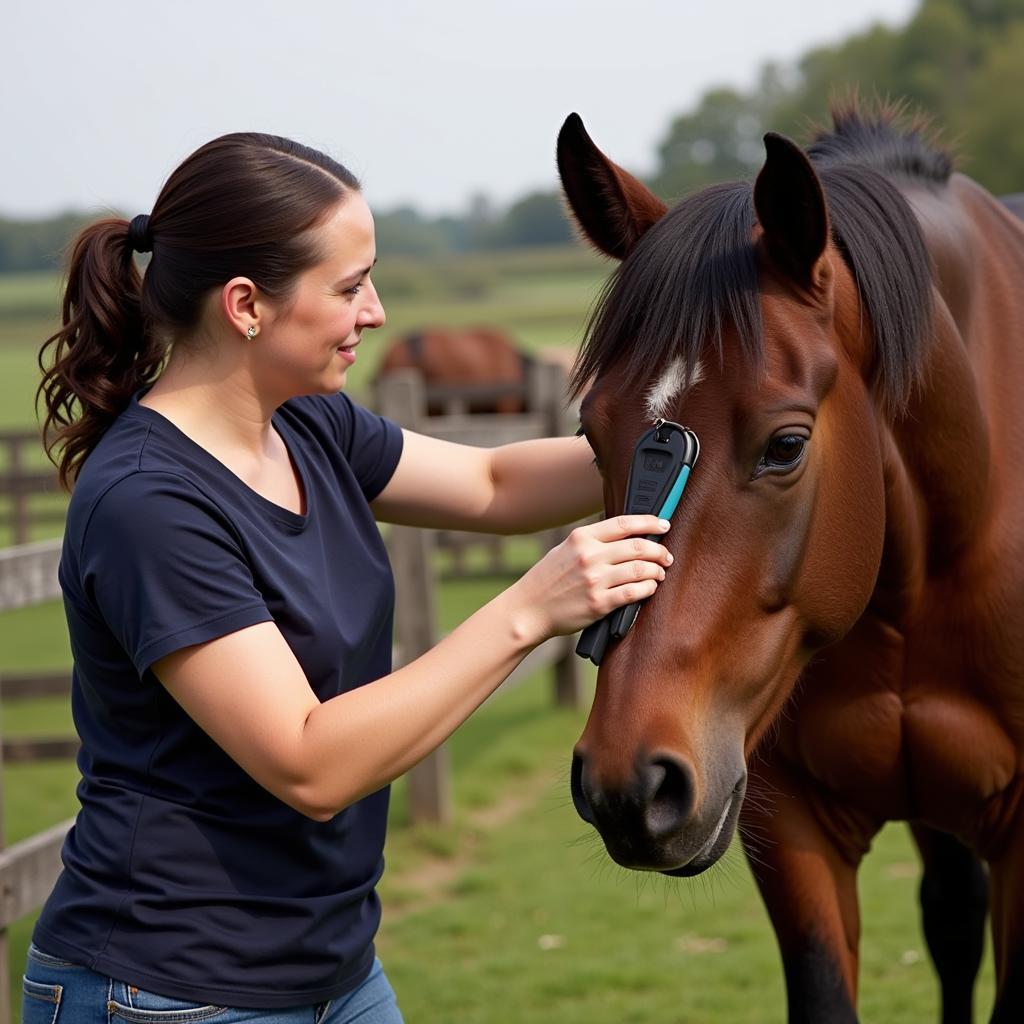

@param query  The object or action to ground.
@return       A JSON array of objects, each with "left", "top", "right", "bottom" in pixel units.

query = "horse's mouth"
[
  {"left": 660, "top": 789, "right": 742, "bottom": 876},
  {"left": 593, "top": 775, "right": 745, "bottom": 877}
]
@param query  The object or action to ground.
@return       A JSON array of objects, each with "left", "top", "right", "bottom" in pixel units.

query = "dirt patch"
[{"left": 384, "top": 771, "right": 554, "bottom": 921}]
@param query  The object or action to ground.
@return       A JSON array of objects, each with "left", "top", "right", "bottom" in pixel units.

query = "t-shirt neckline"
[{"left": 125, "top": 386, "right": 311, "bottom": 530}]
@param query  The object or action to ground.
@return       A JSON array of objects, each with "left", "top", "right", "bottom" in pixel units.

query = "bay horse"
[
  {"left": 373, "top": 326, "right": 533, "bottom": 414},
  {"left": 558, "top": 105, "right": 1024, "bottom": 1023}
]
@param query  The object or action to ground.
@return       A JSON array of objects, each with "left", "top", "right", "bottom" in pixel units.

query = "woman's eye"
[{"left": 757, "top": 433, "right": 807, "bottom": 475}]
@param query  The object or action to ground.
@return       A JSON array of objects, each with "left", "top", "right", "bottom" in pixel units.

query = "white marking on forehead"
[{"left": 644, "top": 356, "right": 705, "bottom": 420}]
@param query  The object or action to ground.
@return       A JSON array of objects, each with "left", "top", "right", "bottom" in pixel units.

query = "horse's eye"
[{"left": 757, "top": 433, "right": 808, "bottom": 475}]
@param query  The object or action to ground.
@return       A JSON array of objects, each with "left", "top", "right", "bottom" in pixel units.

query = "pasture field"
[
  {"left": 0, "top": 257, "right": 999, "bottom": 1021},
  {"left": 0, "top": 247, "right": 607, "bottom": 433},
  {"left": 0, "top": 248, "right": 608, "bottom": 545}
]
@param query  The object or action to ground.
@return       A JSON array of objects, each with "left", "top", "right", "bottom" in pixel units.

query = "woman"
[{"left": 26, "top": 133, "right": 673, "bottom": 1024}]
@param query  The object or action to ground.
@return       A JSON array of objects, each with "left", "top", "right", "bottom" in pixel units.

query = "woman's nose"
[{"left": 360, "top": 281, "right": 386, "bottom": 329}]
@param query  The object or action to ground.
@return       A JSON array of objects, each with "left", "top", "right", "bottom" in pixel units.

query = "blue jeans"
[{"left": 22, "top": 945, "right": 403, "bottom": 1024}]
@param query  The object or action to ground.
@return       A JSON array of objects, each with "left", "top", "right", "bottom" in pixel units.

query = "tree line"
[{"left": 2, "top": 0, "right": 1022, "bottom": 271}]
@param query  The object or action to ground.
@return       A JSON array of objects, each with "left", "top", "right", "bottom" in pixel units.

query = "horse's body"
[
  {"left": 557, "top": 107, "right": 1024, "bottom": 1022},
  {"left": 373, "top": 326, "right": 531, "bottom": 414}
]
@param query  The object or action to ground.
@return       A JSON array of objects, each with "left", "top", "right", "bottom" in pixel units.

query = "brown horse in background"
[
  {"left": 558, "top": 105, "right": 1024, "bottom": 1023},
  {"left": 373, "top": 326, "right": 532, "bottom": 414}
]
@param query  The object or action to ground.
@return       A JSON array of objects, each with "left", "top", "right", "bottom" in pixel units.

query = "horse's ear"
[
  {"left": 754, "top": 133, "right": 829, "bottom": 287},
  {"left": 557, "top": 113, "right": 668, "bottom": 261}
]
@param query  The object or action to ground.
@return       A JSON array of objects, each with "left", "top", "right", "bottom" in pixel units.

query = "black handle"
[{"left": 575, "top": 618, "right": 610, "bottom": 665}]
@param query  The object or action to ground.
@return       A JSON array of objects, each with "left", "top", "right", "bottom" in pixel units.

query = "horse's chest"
[{"left": 786, "top": 609, "right": 1024, "bottom": 837}]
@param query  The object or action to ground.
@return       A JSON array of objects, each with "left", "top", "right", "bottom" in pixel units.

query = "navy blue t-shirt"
[{"left": 34, "top": 385, "right": 404, "bottom": 1008}]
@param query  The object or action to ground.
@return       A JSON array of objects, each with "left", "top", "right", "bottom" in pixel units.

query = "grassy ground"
[{"left": 0, "top": 259, "right": 1000, "bottom": 1021}]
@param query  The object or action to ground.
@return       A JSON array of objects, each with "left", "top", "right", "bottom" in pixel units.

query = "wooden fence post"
[
  {"left": 529, "top": 360, "right": 584, "bottom": 709},
  {"left": 0, "top": 432, "right": 63, "bottom": 547},
  {"left": 375, "top": 373, "right": 451, "bottom": 825},
  {"left": 10, "top": 435, "right": 27, "bottom": 547}
]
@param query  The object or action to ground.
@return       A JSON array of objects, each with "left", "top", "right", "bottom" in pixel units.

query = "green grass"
[{"left": 0, "top": 273, "right": 62, "bottom": 319}]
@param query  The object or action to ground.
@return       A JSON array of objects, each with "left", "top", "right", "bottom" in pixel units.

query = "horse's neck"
[
  {"left": 874, "top": 174, "right": 1024, "bottom": 618},
  {"left": 875, "top": 277, "right": 994, "bottom": 617}
]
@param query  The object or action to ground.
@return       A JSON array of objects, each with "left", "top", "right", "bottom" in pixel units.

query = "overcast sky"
[{"left": 3, "top": 0, "right": 917, "bottom": 219}]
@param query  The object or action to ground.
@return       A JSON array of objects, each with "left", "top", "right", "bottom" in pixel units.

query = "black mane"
[{"left": 572, "top": 105, "right": 950, "bottom": 413}]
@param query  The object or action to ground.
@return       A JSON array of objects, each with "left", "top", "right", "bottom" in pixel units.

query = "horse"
[
  {"left": 557, "top": 104, "right": 1024, "bottom": 1024},
  {"left": 373, "top": 326, "right": 533, "bottom": 415}
]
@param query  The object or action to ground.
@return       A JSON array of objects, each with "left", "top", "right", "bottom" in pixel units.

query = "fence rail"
[{"left": 0, "top": 431, "right": 61, "bottom": 546}]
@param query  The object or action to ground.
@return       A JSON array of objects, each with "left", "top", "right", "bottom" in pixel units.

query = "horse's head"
[{"left": 559, "top": 114, "right": 906, "bottom": 875}]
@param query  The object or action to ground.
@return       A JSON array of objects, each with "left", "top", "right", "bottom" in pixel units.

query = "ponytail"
[{"left": 37, "top": 219, "right": 167, "bottom": 490}]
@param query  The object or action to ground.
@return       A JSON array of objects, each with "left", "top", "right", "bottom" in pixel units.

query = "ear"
[
  {"left": 754, "top": 133, "right": 829, "bottom": 287},
  {"left": 557, "top": 113, "right": 668, "bottom": 261},
  {"left": 221, "top": 276, "right": 260, "bottom": 337}
]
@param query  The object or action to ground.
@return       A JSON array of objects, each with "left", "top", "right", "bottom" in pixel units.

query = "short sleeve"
[
  {"left": 318, "top": 392, "right": 403, "bottom": 501},
  {"left": 79, "top": 472, "right": 274, "bottom": 677}
]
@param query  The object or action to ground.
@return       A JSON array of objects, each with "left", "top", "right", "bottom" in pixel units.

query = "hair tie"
[{"left": 127, "top": 214, "right": 153, "bottom": 254}]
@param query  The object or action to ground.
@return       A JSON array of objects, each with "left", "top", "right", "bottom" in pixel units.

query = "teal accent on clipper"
[
  {"left": 658, "top": 464, "right": 692, "bottom": 521},
  {"left": 576, "top": 420, "right": 699, "bottom": 666}
]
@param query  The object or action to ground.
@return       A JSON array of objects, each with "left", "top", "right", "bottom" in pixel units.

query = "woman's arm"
[
  {"left": 370, "top": 430, "right": 603, "bottom": 534},
  {"left": 151, "top": 515, "right": 672, "bottom": 819}
]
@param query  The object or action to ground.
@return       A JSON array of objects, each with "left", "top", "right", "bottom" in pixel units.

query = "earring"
[{"left": 246, "top": 325, "right": 258, "bottom": 339}]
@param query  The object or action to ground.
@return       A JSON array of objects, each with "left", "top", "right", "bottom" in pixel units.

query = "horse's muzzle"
[{"left": 570, "top": 749, "right": 746, "bottom": 874}]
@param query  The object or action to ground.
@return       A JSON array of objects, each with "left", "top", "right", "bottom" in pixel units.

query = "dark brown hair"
[{"left": 37, "top": 133, "right": 360, "bottom": 490}]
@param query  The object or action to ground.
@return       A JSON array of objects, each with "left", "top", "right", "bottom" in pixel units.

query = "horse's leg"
[
  {"left": 743, "top": 760, "right": 864, "bottom": 1024},
  {"left": 986, "top": 825, "right": 1024, "bottom": 1024},
  {"left": 910, "top": 824, "right": 987, "bottom": 1024}
]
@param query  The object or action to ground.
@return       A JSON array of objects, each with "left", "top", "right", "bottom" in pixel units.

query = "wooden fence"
[
  {"left": 0, "top": 361, "right": 586, "bottom": 1020},
  {"left": 0, "top": 433, "right": 61, "bottom": 547},
  {"left": 375, "top": 362, "right": 584, "bottom": 821},
  {"left": 0, "top": 539, "right": 68, "bottom": 1024}
]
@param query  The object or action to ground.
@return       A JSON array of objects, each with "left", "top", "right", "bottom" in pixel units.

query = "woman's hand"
[{"left": 507, "top": 515, "right": 674, "bottom": 642}]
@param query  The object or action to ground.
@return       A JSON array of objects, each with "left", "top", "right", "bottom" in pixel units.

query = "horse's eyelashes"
[{"left": 576, "top": 422, "right": 601, "bottom": 469}]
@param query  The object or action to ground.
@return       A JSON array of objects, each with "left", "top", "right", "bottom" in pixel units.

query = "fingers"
[
  {"left": 583, "top": 515, "right": 670, "bottom": 543},
  {"left": 530, "top": 514, "right": 676, "bottom": 635},
  {"left": 602, "top": 558, "right": 668, "bottom": 590},
  {"left": 605, "top": 576, "right": 661, "bottom": 610},
  {"left": 600, "top": 537, "right": 674, "bottom": 568}
]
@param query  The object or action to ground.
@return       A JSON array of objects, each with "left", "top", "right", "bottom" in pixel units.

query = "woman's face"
[{"left": 259, "top": 193, "right": 385, "bottom": 395}]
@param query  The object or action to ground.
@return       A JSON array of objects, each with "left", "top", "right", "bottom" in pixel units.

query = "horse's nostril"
[
  {"left": 570, "top": 753, "right": 595, "bottom": 825},
  {"left": 642, "top": 755, "right": 694, "bottom": 838}
]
